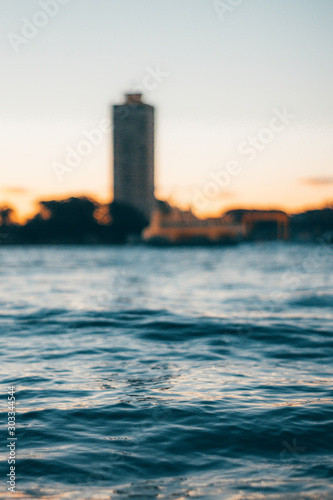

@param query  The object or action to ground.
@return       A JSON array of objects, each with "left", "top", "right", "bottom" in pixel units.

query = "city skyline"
[{"left": 1, "top": 0, "right": 333, "bottom": 220}]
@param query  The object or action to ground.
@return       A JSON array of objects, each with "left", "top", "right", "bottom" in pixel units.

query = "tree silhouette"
[
  {"left": 22, "top": 197, "right": 103, "bottom": 244},
  {"left": 109, "top": 202, "right": 148, "bottom": 242},
  {"left": 0, "top": 206, "right": 14, "bottom": 226}
]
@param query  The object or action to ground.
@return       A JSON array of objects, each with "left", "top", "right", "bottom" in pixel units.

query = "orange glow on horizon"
[
  {"left": 1, "top": 187, "right": 332, "bottom": 225},
  {"left": 0, "top": 191, "right": 111, "bottom": 224}
]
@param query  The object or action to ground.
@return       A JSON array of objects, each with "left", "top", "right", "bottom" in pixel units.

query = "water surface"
[{"left": 0, "top": 243, "right": 332, "bottom": 499}]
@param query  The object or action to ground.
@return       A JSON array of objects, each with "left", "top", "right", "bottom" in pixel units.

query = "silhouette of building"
[
  {"left": 143, "top": 202, "right": 245, "bottom": 245},
  {"left": 113, "top": 93, "right": 155, "bottom": 222}
]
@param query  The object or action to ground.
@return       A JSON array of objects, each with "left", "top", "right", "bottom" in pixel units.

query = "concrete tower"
[{"left": 113, "top": 93, "right": 155, "bottom": 222}]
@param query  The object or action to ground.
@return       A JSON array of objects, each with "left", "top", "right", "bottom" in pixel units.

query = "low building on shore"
[
  {"left": 143, "top": 203, "right": 290, "bottom": 245},
  {"left": 143, "top": 203, "right": 245, "bottom": 245}
]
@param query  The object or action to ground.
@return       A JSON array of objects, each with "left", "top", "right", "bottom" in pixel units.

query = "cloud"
[
  {"left": 301, "top": 177, "right": 333, "bottom": 187},
  {"left": 0, "top": 187, "right": 30, "bottom": 195}
]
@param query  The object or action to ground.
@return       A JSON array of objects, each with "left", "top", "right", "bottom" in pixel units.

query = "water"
[{"left": 0, "top": 243, "right": 332, "bottom": 499}]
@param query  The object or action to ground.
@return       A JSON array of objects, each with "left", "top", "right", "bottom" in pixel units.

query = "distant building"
[
  {"left": 143, "top": 204, "right": 291, "bottom": 244},
  {"left": 226, "top": 209, "right": 289, "bottom": 240},
  {"left": 143, "top": 202, "right": 245, "bottom": 245},
  {"left": 113, "top": 93, "right": 155, "bottom": 222}
]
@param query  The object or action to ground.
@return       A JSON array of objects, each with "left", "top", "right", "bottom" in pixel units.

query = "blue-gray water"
[{"left": 1, "top": 243, "right": 333, "bottom": 499}]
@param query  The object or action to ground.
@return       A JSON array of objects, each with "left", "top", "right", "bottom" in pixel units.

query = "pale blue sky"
[{"left": 1, "top": 0, "right": 332, "bottom": 216}]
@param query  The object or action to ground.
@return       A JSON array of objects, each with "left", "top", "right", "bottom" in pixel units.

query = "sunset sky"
[{"left": 1, "top": 0, "right": 333, "bottom": 219}]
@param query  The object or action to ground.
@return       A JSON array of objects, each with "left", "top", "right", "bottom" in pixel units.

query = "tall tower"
[{"left": 113, "top": 93, "right": 155, "bottom": 222}]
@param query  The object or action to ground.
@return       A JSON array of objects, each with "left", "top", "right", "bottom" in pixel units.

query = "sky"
[{"left": 1, "top": 0, "right": 333, "bottom": 219}]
